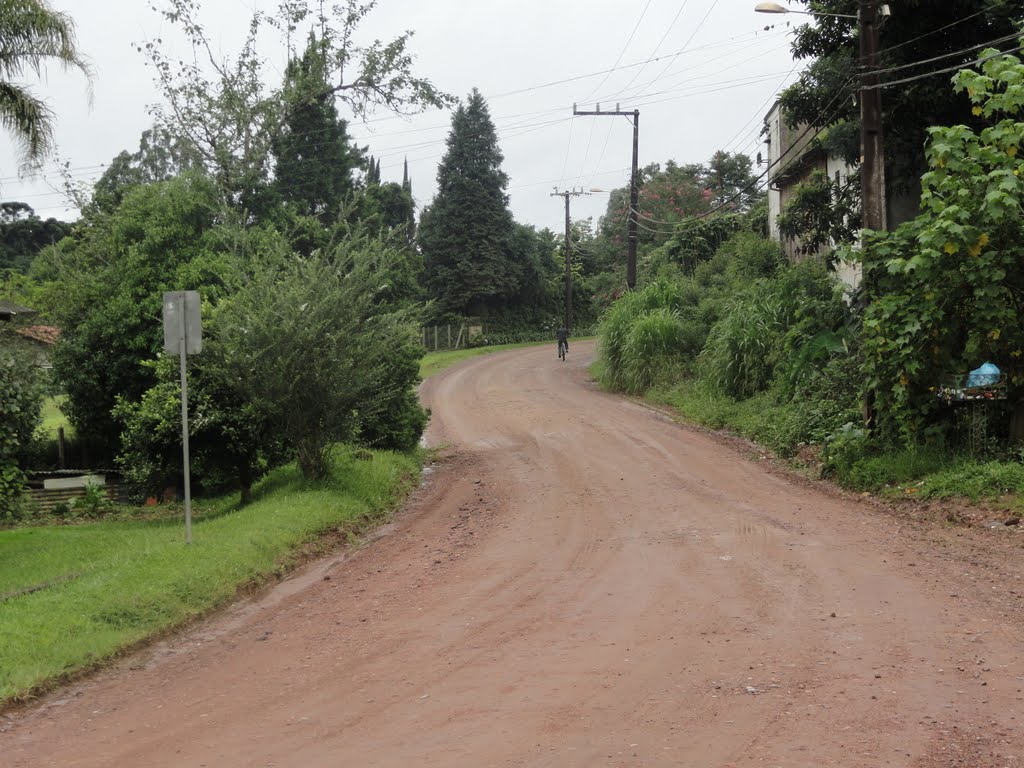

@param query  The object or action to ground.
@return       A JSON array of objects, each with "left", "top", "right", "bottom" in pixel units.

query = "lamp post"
[{"left": 754, "top": 1, "right": 888, "bottom": 233}]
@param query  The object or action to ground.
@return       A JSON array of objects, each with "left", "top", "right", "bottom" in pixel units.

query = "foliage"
[
  {"left": 273, "top": 32, "right": 362, "bottom": 225},
  {"left": 418, "top": 89, "right": 521, "bottom": 318},
  {"left": 209, "top": 243, "right": 425, "bottom": 480},
  {"left": 597, "top": 280, "right": 702, "bottom": 394},
  {"left": 645, "top": 214, "right": 744, "bottom": 275},
  {"left": 88, "top": 126, "right": 203, "bottom": 215},
  {"left": 0, "top": 336, "right": 43, "bottom": 518},
  {"left": 38, "top": 174, "right": 235, "bottom": 456},
  {"left": 0, "top": 202, "right": 71, "bottom": 271},
  {"left": 776, "top": 168, "right": 861, "bottom": 257},
  {"left": 699, "top": 260, "right": 848, "bottom": 398},
  {"left": 778, "top": 0, "right": 1020, "bottom": 201},
  {"left": 0, "top": 0, "right": 92, "bottom": 170},
  {"left": 598, "top": 153, "right": 762, "bottom": 252},
  {"left": 852, "top": 46, "right": 1024, "bottom": 442},
  {"left": 113, "top": 353, "right": 275, "bottom": 504},
  {"left": 142, "top": 0, "right": 452, "bottom": 214}
]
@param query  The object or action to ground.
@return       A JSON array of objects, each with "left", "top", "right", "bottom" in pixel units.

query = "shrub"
[{"left": 0, "top": 342, "right": 43, "bottom": 519}]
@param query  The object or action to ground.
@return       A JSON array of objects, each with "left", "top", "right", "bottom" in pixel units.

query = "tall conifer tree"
[{"left": 418, "top": 89, "right": 519, "bottom": 318}]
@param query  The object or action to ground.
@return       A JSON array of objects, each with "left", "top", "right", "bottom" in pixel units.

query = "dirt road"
[{"left": 4, "top": 342, "right": 1024, "bottom": 767}]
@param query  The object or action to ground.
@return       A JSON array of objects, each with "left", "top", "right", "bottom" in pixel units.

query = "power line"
[
  {"left": 864, "top": 42, "right": 1024, "bottom": 90},
  {"left": 579, "top": 0, "right": 655, "bottom": 105},
  {"left": 865, "top": 30, "right": 1024, "bottom": 77},
  {"left": 613, "top": 0, "right": 692, "bottom": 97}
]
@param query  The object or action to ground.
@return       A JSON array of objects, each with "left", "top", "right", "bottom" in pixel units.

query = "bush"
[
  {"left": 0, "top": 343, "right": 43, "bottom": 519},
  {"left": 598, "top": 280, "right": 696, "bottom": 393},
  {"left": 699, "top": 284, "right": 787, "bottom": 398}
]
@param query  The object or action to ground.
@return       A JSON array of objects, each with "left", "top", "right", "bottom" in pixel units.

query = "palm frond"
[{"left": 0, "top": 80, "right": 54, "bottom": 168}]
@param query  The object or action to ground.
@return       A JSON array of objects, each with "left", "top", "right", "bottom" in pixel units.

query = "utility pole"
[
  {"left": 859, "top": 0, "right": 886, "bottom": 234},
  {"left": 859, "top": 0, "right": 887, "bottom": 430},
  {"left": 551, "top": 187, "right": 588, "bottom": 331},
  {"left": 573, "top": 103, "right": 640, "bottom": 289}
]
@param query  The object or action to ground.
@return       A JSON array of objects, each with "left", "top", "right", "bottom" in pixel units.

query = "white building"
[{"left": 763, "top": 100, "right": 862, "bottom": 291}]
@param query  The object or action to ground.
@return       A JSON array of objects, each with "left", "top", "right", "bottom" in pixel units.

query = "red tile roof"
[{"left": 15, "top": 325, "right": 59, "bottom": 345}]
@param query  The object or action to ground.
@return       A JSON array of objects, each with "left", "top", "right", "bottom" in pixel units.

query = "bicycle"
[{"left": 558, "top": 339, "right": 568, "bottom": 361}]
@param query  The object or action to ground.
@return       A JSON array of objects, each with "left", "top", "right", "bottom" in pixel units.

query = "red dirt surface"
[{"left": 4, "top": 341, "right": 1024, "bottom": 767}]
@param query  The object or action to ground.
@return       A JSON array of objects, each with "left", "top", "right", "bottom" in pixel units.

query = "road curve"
[{"left": 4, "top": 341, "right": 1024, "bottom": 767}]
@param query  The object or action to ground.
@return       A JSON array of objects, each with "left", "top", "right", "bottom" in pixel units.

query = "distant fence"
[{"left": 421, "top": 324, "right": 482, "bottom": 352}]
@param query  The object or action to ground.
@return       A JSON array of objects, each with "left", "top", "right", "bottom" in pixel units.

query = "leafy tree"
[
  {"left": 211, "top": 244, "right": 425, "bottom": 479},
  {"left": 273, "top": 31, "right": 363, "bottom": 224},
  {"left": 114, "top": 349, "right": 276, "bottom": 504},
  {"left": 853, "top": 46, "right": 1024, "bottom": 442},
  {"left": 142, "top": 0, "right": 452, "bottom": 215},
  {"left": 38, "top": 173, "right": 236, "bottom": 456},
  {"left": 418, "top": 89, "right": 520, "bottom": 318},
  {"left": 778, "top": 0, "right": 1020, "bottom": 206},
  {"left": 776, "top": 169, "right": 862, "bottom": 258},
  {"left": 0, "top": 332, "right": 42, "bottom": 517},
  {"left": 89, "top": 126, "right": 202, "bottom": 215},
  {"left": 0, "top": 202, "right": 71, "bottom": 271},
  {"left": 0, "top": 0, "right": 92, "bottom": 170}
]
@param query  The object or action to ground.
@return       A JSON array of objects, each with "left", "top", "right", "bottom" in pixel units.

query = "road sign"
[
  {"left": 162, "top": 291, "right": 202, "bottom": 355},
  {"left": 162, "top": 290, "right": 202, "bottom": 544}
]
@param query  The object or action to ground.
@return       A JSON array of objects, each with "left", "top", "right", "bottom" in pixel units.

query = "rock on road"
[{"left": 4, "top": 341, "right": 1024, "bottom": 767}]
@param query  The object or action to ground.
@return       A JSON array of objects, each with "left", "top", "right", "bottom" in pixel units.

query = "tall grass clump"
[{"left": 598, "top": 280, "right": 701, "bottom": 393}]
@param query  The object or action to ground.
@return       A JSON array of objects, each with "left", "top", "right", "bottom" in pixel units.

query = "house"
[
  {"left": 0, "top": 299, "right": 38, "bottom": 322},
  {"left": 0, "top": 301, "right": 57, "bottom": 368},
  {"left": 763, "top": 101, "right": 862, "bottom": 291}
]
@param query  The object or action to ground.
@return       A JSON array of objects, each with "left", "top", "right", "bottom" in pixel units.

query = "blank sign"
[{"left": 162, "top": 291, "right": 203, "bottom": 354}]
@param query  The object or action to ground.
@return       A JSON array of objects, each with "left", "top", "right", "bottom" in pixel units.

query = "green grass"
[
  {"left": 420, "top": 339, "right": 593, "bottom": 379},
  {"left": 38, "top": 395, "right": 72, "bottom": 437},
  {"left": 623, "top": 378, "right": 1024, "bottom": 507},
  {"left": 0, "top": 446, "right": 419, "bottom": 704}
]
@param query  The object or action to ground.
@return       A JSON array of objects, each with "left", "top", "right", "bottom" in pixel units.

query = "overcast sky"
[{"left": 1, "top": 0, "right": 803, "bottom": 233}]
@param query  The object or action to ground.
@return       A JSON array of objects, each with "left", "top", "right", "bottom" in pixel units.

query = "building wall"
[{"left": 765, "top": 101, "right": 860, "bottom": 293}]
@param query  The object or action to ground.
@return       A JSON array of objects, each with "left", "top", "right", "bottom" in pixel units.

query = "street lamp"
[{"left": 754, "top": 2, "right": 859, "bottom": 19}]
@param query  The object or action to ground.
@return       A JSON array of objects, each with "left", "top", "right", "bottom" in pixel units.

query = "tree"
[
  {"left": 142, "top": 0, "right": 452, "bottom": 215},
  {"left": 273, "top": 32, "right": 362, "bottom": 224},
  {"left": 776, "top": 169, "right": 861, "bottom": 258},
  {"left": 0, "top": 0, "right": 92, "bottom": 170},
  {"left": 0, "top": 330, "right": 42, "bottom": 518},
  {"left": 418, "top": 89, "right": 519, "bottom": 318},
  {"left": 39, "top": 174, "right": 235, "bottom": 456},
  {"left": 0, "top": 202, "right": 71, "bottom": 271},
  {"left": 89, "top": 125, "right": 202, "bottom": 215},
  {"left": 211, "top": 243, "right": 425, "bottom": 479},
  {"left": 778, "top": 0, "right": 1020, "bottom": 211},
  {"left": 853, "top": 45, "right": 1024, "bottom": 442}
]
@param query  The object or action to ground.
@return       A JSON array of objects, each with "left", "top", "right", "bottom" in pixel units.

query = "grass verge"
[
  {"left": 0, "top": 445, "right": 420, "bottom": 706},
  {"left": 623, "top": 377, "right": 1024, "bottom": 509},
  {"left": 38, "top": 395, "right": 72, "bottom": 438},
  {"left": 421, "top": 339, "right": 594, "bottom": 379}
]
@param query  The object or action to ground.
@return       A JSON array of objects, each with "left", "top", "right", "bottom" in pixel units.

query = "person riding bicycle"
[{"left": 556, "top": 326, "right": 569, "bottom": 358}]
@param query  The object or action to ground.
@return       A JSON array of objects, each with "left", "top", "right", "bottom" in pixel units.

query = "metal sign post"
[{"left": 162, "top": 291, "right": 202, "bottom": 544}]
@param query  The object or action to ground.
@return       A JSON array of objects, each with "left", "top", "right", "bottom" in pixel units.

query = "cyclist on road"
[{"left": 556, "top": 326, "right": 569, "bottom": 359}]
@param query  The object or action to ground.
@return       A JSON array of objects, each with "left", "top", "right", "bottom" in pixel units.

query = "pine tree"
[
  {"left": 273, "top": 32, "right": 361, "bottom": 223},
  {"left": 417, "top": 89, "right": 519, "bottom": 318}
]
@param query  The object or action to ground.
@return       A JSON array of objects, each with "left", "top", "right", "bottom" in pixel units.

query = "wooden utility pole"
[
  {"left": 551, "top": 187, "right": 588, "bottom": 331},
  {"left": 859, "top": 0, "right": 887, "bottom": 429},
  {"left": 859, "top": 0, "right": 886, "bottom": 234},
  {"left": 573, "top": 104, "right": 640, "bottom": 289}
]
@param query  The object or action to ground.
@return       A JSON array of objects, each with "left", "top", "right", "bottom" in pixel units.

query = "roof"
[
  {"left": 15, "top": 325, "right": 59, "bottom": 345},
  {"left": 0, "top": 300, "right": 37, "bottom": 317}
]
